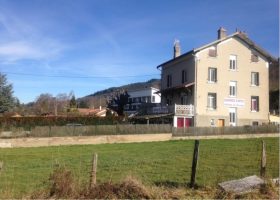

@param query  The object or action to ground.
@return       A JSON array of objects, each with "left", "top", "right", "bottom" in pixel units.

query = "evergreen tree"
[
  {"left": 69, "top": 95, "right": 77, "bottom": 108},
  {"left": 0, "top": 73, "right": 16, "bottom": 113}
]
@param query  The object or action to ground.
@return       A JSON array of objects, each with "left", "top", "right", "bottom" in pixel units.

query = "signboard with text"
[{"left": 224, "top": 98, "right": 245, "bottom": 107}]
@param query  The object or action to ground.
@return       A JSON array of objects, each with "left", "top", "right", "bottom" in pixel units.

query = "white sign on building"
[{"left": 224, "top": 98, "right": 245, "bottom": 107}]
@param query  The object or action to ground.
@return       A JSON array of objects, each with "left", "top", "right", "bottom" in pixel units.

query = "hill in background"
[{"left": 78, "top": 79, "right": 160, "bottom": 108}]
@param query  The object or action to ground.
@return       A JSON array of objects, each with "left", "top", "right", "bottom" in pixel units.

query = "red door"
[
  {"left": 177, "top": 118, "right": 184, "bottom": 128},
  {"left": 185, "top": 118, "right": 191, "bottom": 127}
]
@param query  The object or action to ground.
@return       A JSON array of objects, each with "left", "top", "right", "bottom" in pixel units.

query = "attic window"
[
  {"left": 208, "top": 48, "right": 217, "bottom": 57},
  {"left": 251, "top": 54, "right": 259, "bottom": 62}
]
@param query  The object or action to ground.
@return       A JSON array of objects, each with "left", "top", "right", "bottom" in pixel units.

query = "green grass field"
[{"left": 0, "top": 137, "right": 278, "bottom": 198}]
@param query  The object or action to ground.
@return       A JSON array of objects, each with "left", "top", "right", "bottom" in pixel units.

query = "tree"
[
  {"left": 33, "top": 93, "right": 54, "bottom": 115},
  {"left": 69, "top": 95, "right": 77, "bottom": 108},
  {"left": 0, "top": 73, "right": 16, "bottom": 113},
  {"left": 55, "top": 93, "right": 69, "bottom": 115},
  {"left": 78, "top": 100, "right": 89, "bottom": 108},
  {"left": 107, "top": 90, "right": 130, "bottom": 116}
]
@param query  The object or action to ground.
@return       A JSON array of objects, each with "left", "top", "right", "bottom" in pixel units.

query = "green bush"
[{"left": 0, "top": 116, "right": 123, "bottom": 130}]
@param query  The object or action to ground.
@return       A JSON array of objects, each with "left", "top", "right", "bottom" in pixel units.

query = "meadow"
[{"left": 0, "top": 137, "right": 278, "bottom": 198}]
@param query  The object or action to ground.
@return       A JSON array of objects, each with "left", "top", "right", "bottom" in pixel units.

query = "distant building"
[
  {"left": 156, "top": 27, "right": 276, "bottom": 127},
  {"left": 77, "top": 108, "right": 106, "bottom": 117},
  {"left": 124, "top": 87, "right": 161, "bottom": 115}
]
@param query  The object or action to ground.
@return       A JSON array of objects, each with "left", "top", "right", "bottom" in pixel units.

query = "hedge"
[{"left": 0, "top": 116, "right": 123, "bottom": 130}]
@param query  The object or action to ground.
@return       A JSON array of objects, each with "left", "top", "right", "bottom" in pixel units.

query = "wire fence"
[{"left": 0, "top": 137, "right": 278, "bottom": 198}]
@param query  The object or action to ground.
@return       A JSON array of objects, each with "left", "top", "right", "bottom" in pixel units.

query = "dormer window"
[
  {"left": 208, "top": 47, "right": 217, "bottom": 57},
  {"left": 251, "top": 54, "right": 259, "bottom": 62}
]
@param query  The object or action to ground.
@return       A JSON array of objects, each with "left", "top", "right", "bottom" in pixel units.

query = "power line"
[{"left": 0, "top": 71, "right": 160, "bottom": 79}]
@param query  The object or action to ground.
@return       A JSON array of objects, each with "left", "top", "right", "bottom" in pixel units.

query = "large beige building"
[{"left": 157, "top": 28, "right": 276, "bottom": 127}]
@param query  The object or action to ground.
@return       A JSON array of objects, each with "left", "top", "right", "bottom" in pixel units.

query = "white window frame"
[
  {"left": 229, "top": 55, "right": 237, "bottom": 71},
  {"left": 229, "top": 81, "right": 237, "bottom": 97},
  {"left": 207, "top": 93, "right": 216, "bottom": 110},
  {"left": 152, "top": 96, "right": 155, "bottom": 103},
  {"left": 208, "top": 67, "right": 217, "bottom": 83},
  {"left": 251, "top": 96, "right": 259, "bottom": 112},
  {"left": 229, "top": 107, "right": 237, "bottom": 126},
  {"left": 251, "top": 72, "right": 259, "bottom": 86}
]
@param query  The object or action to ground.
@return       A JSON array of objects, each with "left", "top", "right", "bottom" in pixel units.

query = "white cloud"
[
  {"left": 0, "top": 39, "right": 65, "bottom": 62},
  {"left": 0, "top": 7, "right": 65, "bottom": 63}
]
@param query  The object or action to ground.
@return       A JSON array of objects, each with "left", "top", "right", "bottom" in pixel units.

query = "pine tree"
[{"left": 0, "top": 73, "right": 16, "bottom": 113}]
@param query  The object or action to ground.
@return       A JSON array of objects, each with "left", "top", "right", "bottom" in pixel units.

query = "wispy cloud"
[
  {"left": 0, "top": 40, "right": 65, "bottom": 63},
  {"left": 0, "top": 6, "right": 66, "bottom": 64}
]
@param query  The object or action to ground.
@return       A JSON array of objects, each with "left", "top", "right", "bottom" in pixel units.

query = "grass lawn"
[{"left": 0, "top": 137, "right": 278, "bottom": 198}]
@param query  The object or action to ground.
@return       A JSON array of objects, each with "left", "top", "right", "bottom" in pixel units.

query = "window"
[
  {"left": 251, "top": 54, "right": 259, "bottom": 62},
  {"left": 251, "top": 72, "right": 259, "bottom": 86},
  {"left": 229, "top": 81, "right": 237, "bottom": 97},
  {"left": 208, "top": 67, "right": 217, "bottom": 83},
  {"left": 181, "top": 70, "right": 187, "bottom": 83},
  {"left": 252, "top": 121, "right": 259, "bottom": 126},
  {"left": 229, "top": 108, "right": 237, "bottom": 126},
  {"left": 181, "top": 95, "right": 188, "bottom": 105},
  {"left": 207, "top": 93, "right": 217, "bottom": 109},
  {"left": 167, "top": 74, "right": 172, "bottom": 88},
  {"left": 251, "top": 96, "right": 259, "bottom": 112},
  {"left": 208, "top": 49, "right": 217, "bottom": 57},
  {"left": 229, "top": 55, "right": 237, "bottom": 70},
  {"left": 166, "top": 98, "right": 172, "bottom": 105},
  {"left": 210, "top": 119, "right": 215, "bottom": 126},
  {"left": 152, "top": 96, "right": 155, "bottom": 103}
]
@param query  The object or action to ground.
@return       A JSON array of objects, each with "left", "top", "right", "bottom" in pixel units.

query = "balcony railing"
[
  {"left": 175, "top": 104, "right": 194, "bottom": 116},
  {"left": 147, "top": 104, "right": 194, "bottom": 116}
]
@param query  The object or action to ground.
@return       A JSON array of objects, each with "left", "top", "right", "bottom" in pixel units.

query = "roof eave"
[{"left": 156, "top": 50, "right": 194, "bottom": 69}]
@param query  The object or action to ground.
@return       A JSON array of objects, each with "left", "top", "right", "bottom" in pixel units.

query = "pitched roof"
[{"left": 157, "top": 32, "right": 277, "bottom": 69}]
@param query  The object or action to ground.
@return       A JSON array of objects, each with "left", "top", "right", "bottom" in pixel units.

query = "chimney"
[
  {"left": 173, "top": 39, "right": 181, "bottom": 58},
  {"left": 217, "top": 27, "right": 227, "bottom": 40}
]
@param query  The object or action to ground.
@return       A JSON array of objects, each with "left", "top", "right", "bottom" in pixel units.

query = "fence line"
[
  {"left": 172, "top": 125, "right": 279, "bottom": 137},
  {"left": 0, "top": 124, "right": 278, "bottom": 138}
]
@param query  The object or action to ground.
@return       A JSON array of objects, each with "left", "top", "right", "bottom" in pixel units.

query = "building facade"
[
  {"left": 124, "top": 87, "right": 161, "bottom": 115},
  {"left": 157, "top": 28, "right": 276, "bottom": 127}
]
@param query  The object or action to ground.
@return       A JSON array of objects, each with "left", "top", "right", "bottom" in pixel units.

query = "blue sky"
[{"left": 0, "top": 0, "right": 278, "bottom": 103}]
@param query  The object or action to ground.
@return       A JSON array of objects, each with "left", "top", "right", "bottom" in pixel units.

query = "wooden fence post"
[
  {"left": 260, "top": 140, "right": 266, "bottom": 178},
  {"left": 190, "top": 140, "right": 200, "bottom": 188},
  {"left": 90, "top": 153, "right": 98, "bottom": 188}
]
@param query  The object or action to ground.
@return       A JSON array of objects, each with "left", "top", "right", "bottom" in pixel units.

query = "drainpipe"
[{"left": 193, "top": 53, "right": 199, "bottom": 128}]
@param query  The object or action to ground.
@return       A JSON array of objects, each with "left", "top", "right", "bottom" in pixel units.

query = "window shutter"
[
  {"left": 214, "top": 94, "right": 217, "bottom": 109},
  {"left": 257, "top": 96, "right": 259, "bottom": 111},
  {"left": 215, "top": 69, "right": 217, "bottom": 82},
  {"left": 256, "top": 73, "right": 259, "bottom": 86}
]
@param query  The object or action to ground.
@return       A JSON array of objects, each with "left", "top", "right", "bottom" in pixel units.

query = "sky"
[{"left": 0, "top": 0, "right": 278, "bottom": 103}]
